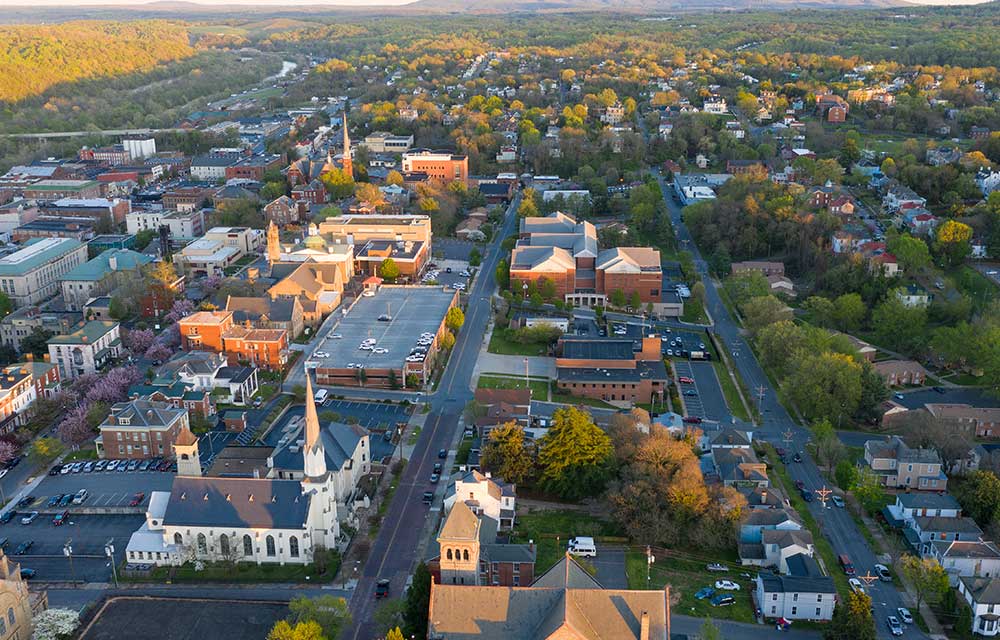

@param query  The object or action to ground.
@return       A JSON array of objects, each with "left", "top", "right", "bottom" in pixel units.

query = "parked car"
[
  {"left": 375, "top": 579, "right": 390, "bottom": 599},
  {"left": 59, "top": 465, "right": 72, "bottom": 475},
  {"left": 793, "top": 452, "right": 802, "bottom": 463},
  {"left": 138, "top": 460, "right": 151, "bottom": 471},
  {"left": 94, "top": 460, "right": 107, "bottom": 471},
  {"left": 933, "top": 386, "right": 946, "bottom": 394},
  {"left": 429, "top": 474, "right": 440, "bottom": 484},
  {"left": 682, "top": 416, "right": 702, "bottom": 424},
  {"left": 20, "top": 512, "right": 38, "bottom": 525},
  {"left": 0, "top": 512, "right": 14, "bottom": 525},
  {"left": 48, "top": 465, "right": 63, "bottom": 476},
  {"left": 678, "top": 377, "right": 694, "bottom": 384},
  {"left": 714, "top": 580, "right": 741, "bottom": 591},
  {"left": 438, "top": 449, "right": 448, "bottom": 459},
  {"left": 13, "top": 541, "right": 32, "bottom": 555},
  {"left": 706, "top": 563, "right": 729, "bottom": 572},
  {"left": 839, "top": 554, "right": 856, "bottom": 576},
  {"left": 83, "top": 462, "right": 94, "bottom": 473},
  {"left": 849, "top": 578, "right": 866, "bottom": 595},
  {"left": 710, "top": 594, "right": 735, "bottom": 607},
  {"left": 422, "top": 491, "right": 434, "bottom": 504},
  {"left": 127, "top": 459, "right": 140, "bottom": 471},
  {"left": 58, "top": 494, "right": 73, "bottom": 507},
  {"left": 52, "top": 511, "right": 69, "bottom": 526},
  {"left": 897, "top": 608, "right": 913, "bottom": 625},
  {"left": 683, "top": 390, "right": 698, "bottom": 397},
  {"left": 105, "top": 460, "right": 119, "bottom": 471},
  {"left": 433, "top": 462, "right": 442, "bottom": 473},
  {"left": 72, "top": 489, "right": 88, "bottom": 505},
  {"left": 887, "top": 616, "right": 903, "bottom": 636},
  {"left": 694, "top": 587, "right": 715, "bottom": 600},
  {"left": 129, "top": 492, "right": 146, "bottom": 507},
  {"left": 800, "top": 489, "right": 814, "bottom": 502},
  {"left": 47, "top": 495, "right": 62, "bottom": 508},
  {"left": 16, "top": 497, "right": 33, "bottom": 509},
  {"left": 875, "top": 564, "right": 892, "bottom": 581}
]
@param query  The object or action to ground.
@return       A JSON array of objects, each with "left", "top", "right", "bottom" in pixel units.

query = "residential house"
[
  {"left": 443, "top": 470, "right": 517, "bottom": 531},
  {"left": 96, "top": 399, "right": 189, "bottom": 460},
  {"left": 925, "top": 404, "right": 1000, "bottom": 438},
  {"left": 863, "top": 436, "right": 948, "bottom": 491},
  {"left": 150, "top": 350, "right": 259, "bottom": 408},
  {"left": 47, "top": 320, "right": 121, "bottom": 380},
  {"left": 225, "top": 296, "right": 304, "bottom": 341},
  {"left": 428, "top": 501, "right": 535, "bottom": 587},
  {"left": 883, "top": 184, "right": 927, "bottom": 212},
  {"left": 931, "top": 540, "right": 1000, "bottom": 585},
  {"left": 427, "top": 554, "right": 670, "bottom": 639},
  {"left": 874, "top": 359, "right": 928, "bottom": 386},
  {"left": 755, "top": 554, "right": 836, "bottom": 622},
  {"left": 472, "top": 388, "right": 532, "bottom": 440},
  {"left": 263, "top": 196, "right": 301, "bottom": 226},
  {"left": 886, "top": 493, "right": 962, "bottom": 527},
  {"left": 959, "top": 576, "right": 1000, "bottom": 637},
  {"left": 712, "top": 446, "right": 769, "bottom": 488},
  {"left": 0, "top": 365, "right": 36, "bottom": 434},
  {"left": 903, "top": 516, "right": 984, "bottom": 557}
]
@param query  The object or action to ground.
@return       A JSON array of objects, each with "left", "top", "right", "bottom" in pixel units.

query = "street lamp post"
[{"left": 63, "top": 540, "right": 75, "bottom": 583}]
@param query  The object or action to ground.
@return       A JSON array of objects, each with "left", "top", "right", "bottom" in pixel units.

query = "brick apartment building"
[
  {"left": 225, "top": 154, "right": 284, "bottom": 182},
  {"left": 401, "top": 150, "right": 469, "bottom": 184},
  {"left": 178, "top": 311, "right": 288, "bottom": 370},
  {"left": 96, "top": 399, "right": 189, "bottom": 460},
  {"left": 554, "top": 336, "right": 669, "bottom": 405}
]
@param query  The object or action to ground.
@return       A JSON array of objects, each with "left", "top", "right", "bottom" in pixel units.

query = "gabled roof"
[
  {"left": 440, "top": 501, "right": 481, "bottom": 541},
  {"left": 509, "top": 246, "right": 576, "bottom": 272},
  {"left": 595, "top": 247, "right": 661, "bottom": 274},
  {"left": 961, "top": 576, "right": 1000, "bottom": 605},
  {"left": 162, "top": 476, "right": 309, "bottom": 530}
]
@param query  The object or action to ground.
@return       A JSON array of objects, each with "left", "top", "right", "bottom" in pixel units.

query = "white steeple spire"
[{"left": 302, "top": 368, "right": 327, "bottom": 479}]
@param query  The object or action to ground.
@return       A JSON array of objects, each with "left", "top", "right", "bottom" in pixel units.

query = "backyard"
[
  {"left": 510, "top": 509, "right": 625, "bottom": 574},
  {"left": 477, "top": 374, "right": 550, "bottom": 400},
  {"left": 487, "top": 327, "right": 550, "bottom": 356}
]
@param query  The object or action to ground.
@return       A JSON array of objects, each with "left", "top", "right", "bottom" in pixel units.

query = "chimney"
[
  {"left": 760, "top": 489, "right": 767, "bottom": 505},
  {"left": 639, "top": 611, "right": 650, "bottom": 640},
  {"left": 108, "top": 255, "right": 118, "bottom": 271}
]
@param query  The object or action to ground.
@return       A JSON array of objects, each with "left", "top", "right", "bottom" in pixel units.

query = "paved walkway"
[{"left": 474, "top": 353, "right": 557, "bottom": 379}]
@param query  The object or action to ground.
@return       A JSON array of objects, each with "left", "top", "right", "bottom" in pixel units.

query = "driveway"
[{"left": 592, "top": 544, "right": 627, "bottom": 589}]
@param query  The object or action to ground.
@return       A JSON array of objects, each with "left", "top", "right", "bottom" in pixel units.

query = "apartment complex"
[
  {"left": 510, "top": 212, "right": 670, "bottom": 314},
  {"left": 554, "top": 336, "right": 669, "bottom": 405},
  {"left": 0, "top": 238, "right": 89, "bottom": 307},
  {"left": 177, "top": 310, "right": 288, "bottom": 370},
  {"left": 96, "top": 399, "right": 189, "bottom": 460},
  {"left": 401, "top": 150, "right": 469, "bottom": 184}
]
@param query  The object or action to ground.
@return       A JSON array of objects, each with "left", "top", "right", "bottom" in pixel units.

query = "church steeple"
[
  {"left": 340, "top": 112, "right": 352, "bottom": 179},
  {"left": 266, "top": 220, "right": 280, "bottom": 266},
  {"left": 302, "top": 369, "right": 327, "bottom": 479}
]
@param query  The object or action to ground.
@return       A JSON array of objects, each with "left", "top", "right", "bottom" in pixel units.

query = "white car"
[
  {"left": 359, "top": 344, "right": 373, "bottom": 351},
  {"left": 714, "top": 580, "right": 741, "bottom": 591},
  {"left": 329, "top": 334, "right": 342, "bottom": 339},
  {"left": 362, "top": 290, "right": 375, "bottom": 297},
  {"left": 897, "top": 607, "right": 913, "bottom": 625},
  {"left": 849, "top": 578, "right": 866, "bottom": 595},
  {"left": 373, "top": 348, "right": 388, "bottom": 354}
]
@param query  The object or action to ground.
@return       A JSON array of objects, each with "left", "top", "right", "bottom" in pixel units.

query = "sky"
[{"left": 17, "top": 0, "right": 415, "bottom": 5}]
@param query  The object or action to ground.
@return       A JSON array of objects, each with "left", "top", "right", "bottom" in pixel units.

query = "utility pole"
[
  {"left": 782, "top": 430, "right": 794, "bottom": 451},
  {"left": 646, "top": 545, "right": 654, "bottom": 585},
  {"left": 756, "top": 384, "right": 766, "bottom": 411},
  {"left": 63, "top": 539, "right": 75, "bottom": 583},
  {"left": 858, "top": 571, "right": 879, "bottom": 588},
  {"left": 815, "top": 485, "right": 833, "bottom": 510},
  {"left": 105, "top": 538, "right": 118, "bottom": 588}
]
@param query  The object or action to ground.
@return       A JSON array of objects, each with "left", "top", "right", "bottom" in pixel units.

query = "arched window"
[
  {"left": 463, "top": 549, "right": 469, "bottom": 561},
  {"left": 289, "top": 536, "right": 299, "bottom": 558},
  {"left": 220, "top": 534, "right": 230, "bottom": 557},
  {"left": 0, "top": 615, "right": 6, "bottom": 635},
  {"left": 7, "top": 607, "right": 14, "bottom": 627},
  {"left": 446, "top": 548, "right": 453, "bottom": 560},
  {"left": 173, "top": 532, "right": 183, "bottom": 545},
  {"left": 243, "top": 534, "right": 253, "bottom": 556},
  {"left": 197, "top": 533, "right": 207, "bottom": 555},
  {"left": 266, "top": 535, "right": 276, "bottom": 557},
  {"left": 181, "top": 453, "right": 189, "bottom": 460}
]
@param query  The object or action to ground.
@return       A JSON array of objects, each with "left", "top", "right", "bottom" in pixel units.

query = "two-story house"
[
  {"left": 886, "top": 493, "right": 962, "bottom": 528},
  {"left": 443, "top": 470, "right": 516, "bottom": 531},
  {"left": 863, "top": 436, "right": 948, "bottom": 491},
  {"left": 931, "top": 540, "right": 1000, "bottom": 585},
  {"left": 959, "top": 576, "right": 1000, "bottom": 637},
  {"left": 755, "top": 554, "right": 836, "bottom": 622},
  {"left": 904, "top": 516, "right": 984, "bottom": 557}
]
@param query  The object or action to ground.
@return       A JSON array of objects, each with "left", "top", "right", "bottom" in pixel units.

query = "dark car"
[
  {"left": 52, "top": 511, "right": 69, "bottom": 526},
  {"left": 775, "top": 447, "right": 787, "bottom": 457},
  {"left": 683, "top": 390, "right": 698, "bottom": 397},
  {"left": 129, "top": 492, "right": 146, "bottom": 507},
  {"left": 794, "top": 480, "right": 805, "bottom": 491},
  {"left": 18, "top": 568, "right": 35, "bottom": 580},
  {"left": 933, "top": 386, "right": 946, "bottom": 394},
  {"left": 47, "top": 495, "right": 63, "bottom": 508},
  {"left": 433, "top": 462, "right": 442, "bottom": 473},
  {"left": 801, "top": 489, "right": 814, "bottom": 502},
  {"left": 422, "top": 491, "right": 434, "bottom": 504},
  {"left": 0, "top": 511, "right": 14, "bottom": 525},
  {"left": 16, "top": 497, "right": 33, "bottom": 509},
  {"left": 711, "top": 594, "right": 735, "bottom": 607},
  {"left": 48, "top": 465, "right": 63, "bottom": 476},
  {"left": 438, "top": 449, "right": 447, "bottom": 459},
  {"left": 7, "top": 456, "right": 21, "bottom": 468},
  {"left": 682, "top": 416, "right": 702, "bottom": 424},
  {"left": 375, "top": 579, "right": 390, "bottom": 599},
  {"left": 13, "top": 540, "right": 32, "bottom": 555},
  {"left": 793, "top": 452, "right": 802, "bottom": 463},
  {"left": 58, "top": 494, "right": 73, "bottom": 507}
]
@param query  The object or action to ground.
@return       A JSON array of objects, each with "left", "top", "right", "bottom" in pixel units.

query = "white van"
[
  {"left": 568, "top": 536, "right": 597, "bottom": 558},
  {"left": 314, "top": 388, "right": 329, "bottom": 404}
]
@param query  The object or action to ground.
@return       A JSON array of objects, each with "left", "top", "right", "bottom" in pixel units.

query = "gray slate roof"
[{"left": 163, "top": 476, "right": 309, "bottom": 530}]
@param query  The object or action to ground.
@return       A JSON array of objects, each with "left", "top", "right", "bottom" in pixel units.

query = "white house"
[
  {"left": 959, "top": 576, "right": 1000, "bottom": 637},
  {"left": 763, "top": 529, "right": 815, "bottom": 574},
  {"left": 443, "top": 470, "right": 516, "bottom": 530},
  {"left": 887, "top": 493, "right": 962, "bottom": 527},
  {"left": 126, "top": 372, "right": 349, "bottom": 567},
  {"left": 47, "top": 320, "right": 121, "bottom": 380},
  {"left": 930, "top": 540, "right": 1000, "bottom": 585},
  {"left": 755, "top": 556, "right": 836, "bottom": 622}
]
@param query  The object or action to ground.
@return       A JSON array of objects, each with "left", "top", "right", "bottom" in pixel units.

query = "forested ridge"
[{"left": 0, "top": 20, "right": 195, "bottom": 104}]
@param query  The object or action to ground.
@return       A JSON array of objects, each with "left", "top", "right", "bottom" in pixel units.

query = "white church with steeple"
[{"left": 124, "top": 368, "right": 358, "bottom": 566}]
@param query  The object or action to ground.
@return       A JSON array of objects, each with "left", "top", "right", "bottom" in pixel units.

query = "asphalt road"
[
  {"left": 343, "top": 191, "right": 522, "bottom": 639},
  {"left": 894, "top": 386, "right": 997, "bottom": 410},
  {"left": 651, "top": 170, "right": 924, "bottom": 639}
]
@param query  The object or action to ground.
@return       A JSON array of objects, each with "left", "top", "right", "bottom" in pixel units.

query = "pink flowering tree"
[
  {"left": 123, "top": 328, "right": 155, "bottom": 356},
  {"left": 57, "top": 405, "right": 94, "bottom": 447},
  {"left": 164, "top": 299, "right": 195, "bottom": 324},
  {"left": 0, "top": 440, "right": 16, "bottom": 465},
  {"left": 145, "top": 343, "right": 173, "bottom": 363},
  {"left": 84, "top": 366, "right": 141, "bottom": 405}
]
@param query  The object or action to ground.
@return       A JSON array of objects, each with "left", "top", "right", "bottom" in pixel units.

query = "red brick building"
[
  {"left": 220, "top": 326, "right": 289, "bottom": 371},
  {"left": 224, "top": 155, "right": 284, "bottom": 182},
  {"left": 97, "top": 399, "right": 189, "bottom": 460},
  {"left": 179, "top": 311, "right": 233, "bottom": 352},
  {"left": 555, "top": 336, "right": 669, "bottom": 405},
  {"left": 401, "top": 150, "right": 469, "bottom": 184}
]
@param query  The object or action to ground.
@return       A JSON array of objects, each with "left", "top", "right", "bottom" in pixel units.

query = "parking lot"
[
  {"left": 26, "top": 465, "right": 175, "bottom": 511},
  {"left": 674, "top": 361, "right": 731, "bottom": 423},
  {"left": 0, "top": 513, "right": 144, "bottom": 582},
  {"left": 263, "top": 400, "right": 407, "bottom": 461}
]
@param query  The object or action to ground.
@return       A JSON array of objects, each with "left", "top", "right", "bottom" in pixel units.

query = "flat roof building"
[{"left": 0, "top": 237, "right": 88, "bottom": 307}]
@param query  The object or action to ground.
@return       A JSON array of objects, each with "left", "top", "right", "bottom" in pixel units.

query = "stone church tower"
[
  {"left": 173, "top": 424, "right": 202, "bottom": 477},
  {"left": 301, "top": 370, "right": 339, "bottom": 553},
  {"left": 437, "top": 502, "right": 482, "bottom": 586},
  {"left": 266, "top": 220, "right": 280, "bottom": 266}
]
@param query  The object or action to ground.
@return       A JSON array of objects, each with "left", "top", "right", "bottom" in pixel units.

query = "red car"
[
  {"left": 682, "top": 416, "right": 702, "bottom": 424},
  {"left": 678, "top": 377, "right": 695, "bottom": 384},
  {"left": 129, "top": 492, "right": 145, "bottom": 507},
  {"left": 794, "top": 480, "right": 805, "bottom": 491},
  {"left": 52, "top": 511, "right": 69, "bottom": 526}
]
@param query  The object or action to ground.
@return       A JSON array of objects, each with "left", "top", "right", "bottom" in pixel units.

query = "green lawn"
[
  {"left": 135, "top": 554, "right": 340, "bottom": 584},
  {"left": 487, "top": 328, "right": 548, "bottom": 356},
  {"left": 681, "top": 299, "right": 709, "bottom": 324},
  {"left": 455, "top": 439, "right": 473, "bottom": 466},
  {"left": 712, "top": 360, "right": 751, "bottom": 423},
  {"left": 511, "top": 510, "right": 624, "bottom": 574},
  {"left": 477, "top": 374, "right": 549, "bottom": 400},
  {"left": 64, "top": 449, "right": 98, "bottom": 462},
  {"left": 625, "top": 550, "right": 756, "bottom": 623},
  {"left": 549, "top": 391, "right": 617, "bottom": 410},
  {"left": 406, "top": 426, "right": 422, "bottom": 446},
  {"left": 950, "top": 265, "right": 997, "bottom": 311}
]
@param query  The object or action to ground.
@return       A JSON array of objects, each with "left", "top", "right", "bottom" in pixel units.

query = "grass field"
[
  {"left": 488, "top": 328, "right": 549, "bottom": 356},
  {"left": 511, "top": 510, "right": 624, "bottom": 574},
  {"left": 625, "top": 549, "right": 755, "bottom": 623},
  {"left": 477, "top": 374, "right": 550, "bottom": 400},
  {"left": 712, "top": 360, "right": 751, "bottom": 423},
  {"left": 681, "top": 299, "right": 709, "bottom": 324}
]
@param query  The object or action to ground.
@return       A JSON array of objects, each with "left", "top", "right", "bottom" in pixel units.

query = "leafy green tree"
[
  {"left": 629, "top": 290, "right": 642, "bottom": 310},
  {"left": 900, "top": 555, "right": 950, "bottom": 615},
  {"left": 852, "top": 467, "right": 887, "bottom": 514},
  {"left": 321, "top": 167, "right": 355, "bottom": 199},
  {"left": 856, "top": 362, "right": 889, "bottom": 424},
  {"left": 812, "top": 419, "right": 846, "bottom": 472},
  {"left": 833, "top": 293, "right": 866, "bottom": 331},
  {"left": 468, "top": 247, "right": 482, "bottom": 267},
  {"left": 312, "top": 206, "right": 342, "bottom": 223},
  {"left": 803, "top": 296, "right": 835, "bottom": 327},
  {"left": 835, "top": 459, "right": 859, "bottom": 491},
  {"left": 954, "top": 470, "right": 1000, "bottom": 528},
  {"left": 871, "top": 296, "right": 927, "bottom": 353},
  {"left": 741, "top": 295, "right": 792, "bottom": 336},
  {"left": 755, "top": 320, "right": 807, "bottom": 375},
  {"left": 403, "top": 563, "right": 431, "bottom": 638},
  {"left": 887, "top": 234, "right": 932, "bottom": 272},
  {"left": 481, "top": 421, "right": 535, "bottom": 484},
  {"left": 267, "top": 620, "right": 325, "bottom": 640},
  {"left": 610, "top": 289, "right": 627, "bottom": 308},
  {"left": 445, "top": 307, "right": 465, "bottom": 332},
  {"left": 379, "top": 258, "right": 400, "bottom": 282},
  {"left": 495, "top": 259, "right": 510, "bottom": 290},
  {"left": 288, "top": 595, "right": 350, "bottom": 640},
  {"left": 723, "top": 272, "right": 769, "bottom": 307},
  {"left": 786, "top": 352, "right": 862, "bottom": 424},
  {"left": 374, "top": 600, "right": 405, "bottom": 636},
  {"left": 824, "top": 592, "right": 876, "bottom": 640},
  {"left": 538, "top": 406, "right": 613, "bottom": 500},
  {"left": 386, "top": 170, "right": 404, "bottom": 187},
  {"left": 538, "top": 277, "right": 558, "bottom": 301}
]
